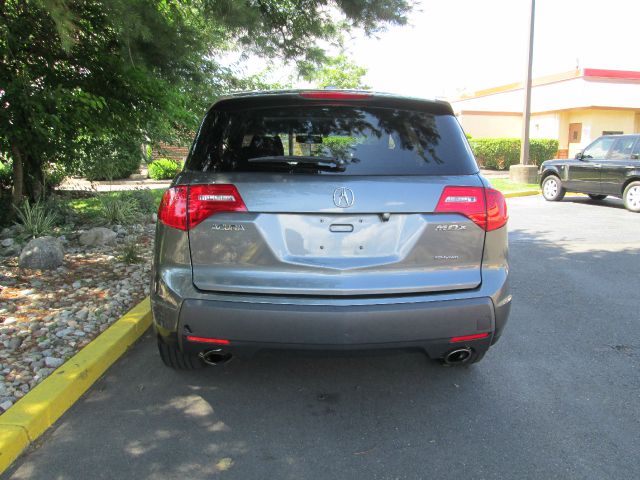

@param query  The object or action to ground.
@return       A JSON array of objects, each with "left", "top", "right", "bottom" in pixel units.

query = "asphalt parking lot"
[{"left": 5, "top": 194, "right": 640, "bottom": 480}]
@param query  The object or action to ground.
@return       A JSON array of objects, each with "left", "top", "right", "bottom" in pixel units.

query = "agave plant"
[
  {"left": 14, "top": 200, "right": 58, "bottom": 238},
  {"left": 98, "top": 195, "right": 140, "bottom": 225}
]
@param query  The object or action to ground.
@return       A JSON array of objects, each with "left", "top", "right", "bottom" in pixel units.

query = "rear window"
[{"left": 186, "top": 105, "right": 478, "bottom": 175}]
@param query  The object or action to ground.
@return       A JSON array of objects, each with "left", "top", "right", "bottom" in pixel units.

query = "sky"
[
  {"left": 241, "top": 0, "right": 640, "bottom": 99},
  {"left": 345, "top": 0, "right": 640, "bottom": 98}
]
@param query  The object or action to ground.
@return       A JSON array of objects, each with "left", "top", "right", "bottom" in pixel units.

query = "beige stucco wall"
[
  {"left": 457, "top": 113, "right": 521, "bottom": 138},
  {"left": 566, "top": 109, "right": 637, "bottom": 157},
  {"left": 458, "top": 108, "right": 639, "bottom": 158}
]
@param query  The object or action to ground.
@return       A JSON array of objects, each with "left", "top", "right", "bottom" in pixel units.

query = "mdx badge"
[
  {"left": 333, "top": 187, "right": 355, "bottom": 208},
  {"left": 211, "top": 224, "right": 245, "bottom": 231},
  {"left": 435, "top": 224, "right": 467, "bottom": 231}
]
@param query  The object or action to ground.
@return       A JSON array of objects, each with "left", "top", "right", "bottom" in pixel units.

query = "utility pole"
[{"left": 510, "top": 0, "right": 538, "bottom": 183}]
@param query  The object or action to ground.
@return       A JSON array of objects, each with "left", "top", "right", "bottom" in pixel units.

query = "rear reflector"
[
  {"left": 435, "top": 186, "right": 507, "bottom": 231},
  {"left": 299, "top": 91, "right": 372, "bottom": 100},
  {"left": 450, "top": 332, "right": 490, "bottom": 343},
  {"left": 158, "top": 184, "right": 247, "bottom": 231},
  {"left": 185, "top": 335, "right": 230, "bottom": 345}
]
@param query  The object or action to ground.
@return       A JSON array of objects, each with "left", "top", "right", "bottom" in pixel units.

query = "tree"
[
  {"left": 309, "top": 53, "right": 370, "bottom": 89},
  {"left": 0, "top": 0, "right": 413, "bottom": 203}
]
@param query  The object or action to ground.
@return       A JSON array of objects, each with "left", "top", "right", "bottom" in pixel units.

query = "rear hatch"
[{"left": 180, "top": 92, "right": 499, "bottom": 296}]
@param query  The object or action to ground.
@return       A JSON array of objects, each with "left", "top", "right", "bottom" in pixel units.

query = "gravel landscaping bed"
[{"left": 0, "top": 222, "right": 155, "bottom": 413}]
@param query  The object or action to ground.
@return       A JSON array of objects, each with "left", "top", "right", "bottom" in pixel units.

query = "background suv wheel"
[
  {"left": 623, "top": 181, "right": 640, "bottom": 212},
  {"left": 541, "top": 175, "right": 566, "bottom": 201}
]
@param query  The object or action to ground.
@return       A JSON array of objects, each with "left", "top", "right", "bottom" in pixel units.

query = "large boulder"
[
  {"left": 19, "top": 236, "right": 64, "bottom": 270},
  {"left": 79, "top": 227, "right": 117, "bottom": 246}
]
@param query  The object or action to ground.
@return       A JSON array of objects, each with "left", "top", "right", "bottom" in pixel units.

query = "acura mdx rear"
[{"left": 151, "top": 90, "right": 511, "bottom": 369}]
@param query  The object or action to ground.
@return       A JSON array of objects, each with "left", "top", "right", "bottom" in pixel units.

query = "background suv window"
[
  {"left": 582, "top": 136, "right": 616, "bottom": 159},
  {"left": 607, "top": 136, "right": 637, "bottom": 160}
]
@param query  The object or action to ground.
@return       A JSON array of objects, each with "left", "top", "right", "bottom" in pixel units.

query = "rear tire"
[
  {"left": 541, "top": 175, "right": 566, "bottom": 201},
  {"left": 158, "top": 339, "right": 205, "bottom": 370},
  {"left": 588, "top": 194, "right": 607, "bottom": 201},
  {"left": 623, "top": 181, "right": 640, "bottom": 212}
]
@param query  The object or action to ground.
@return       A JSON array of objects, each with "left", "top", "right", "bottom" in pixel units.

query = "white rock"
[
  {"left": 1, "top": 238, "right": 14, "bottom": 247},
  {"left": 44, "top": 357, "right": 64, "bottom": 368},
  {"left": 0, "top": 400, "right": 13, "bottom": 411},
  {"left": 19, "top": 236, "right": 64, "bottom": 270},
  {"left": 79, "top": 227, "right": 117, "bottom": 247}
]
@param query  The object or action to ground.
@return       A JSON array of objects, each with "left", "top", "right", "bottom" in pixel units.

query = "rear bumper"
[{"left": 154, "top": 295, "right": 510, "bottom": 360}]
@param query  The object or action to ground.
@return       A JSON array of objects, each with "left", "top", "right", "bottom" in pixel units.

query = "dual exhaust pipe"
[
  {"left": 197, "top": 345, "right": 475, "bottom": 367},
  {"left": 443, "top": 347, "right": 473, "bottom": 366},
  {"left": 199, "top": 349, "right": 233, "bottom": 366},
  {"left": 199, "top": 348, "right": 474, "bottom": 366}
]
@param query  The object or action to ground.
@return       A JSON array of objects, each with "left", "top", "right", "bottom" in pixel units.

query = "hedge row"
[
  {"left": 148, "top": 158, "right": 182, "bottom": 180},
  {"left": 469, "top": 138, "right": 559, "bottom": 170}
]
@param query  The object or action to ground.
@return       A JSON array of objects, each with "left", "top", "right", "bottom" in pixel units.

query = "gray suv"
[{"left": 151, "top": 90, "right": 511, "bottom": 369}]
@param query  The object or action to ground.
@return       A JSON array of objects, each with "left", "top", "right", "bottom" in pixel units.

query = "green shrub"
[
  {"left": 122, "top": 189, "right": 157, "bottom": 214},
  {"left": 117, "top": 240, "right": 143, "bottom": 264},
  {"left": 148, "top": 158, "right": 182, "bottom": 180},
  {"left": 529, "top": 139, "right": 560, "bottom": 165},
  {"left": 44, "top": 162, "right": 67, "bottom": 190},
  {"left": 74, "top": 137, "right": 142, "bottom": 181},
  {"left": 469, "top": 138, "right": 559, "bottom": 170},
  {"left": 0, "top": 158, "right": 12, "bottom": 189},
  {"left": 14, "top": 200, "right": 58, "bottom": 237},
  {"left": 98, "top": 195, "right": 140, "bottom": 225}
]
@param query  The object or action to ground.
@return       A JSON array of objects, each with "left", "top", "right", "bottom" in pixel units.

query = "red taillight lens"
[
  {"left": 485, "top": 188, "right": 508, "bottom": 231},
  {"left": 435, "top": 186, "right": 487, "bottom": 230},
  {"left": 185, "top": 335, "right": 230, "bottom": 345},
  {"left": 450, "top": 332, "right": 490, "bottom": 343},
  {"left": 188, "top": 184, "right": 247, "bottom": 229},
  {"left": 158, "top": 184, "right": 247, "bottom": 231},
  {"left": 158, "top": 186, "right": 188, "bottom": 231},
  {"left": 434, "top": 186, "right": 508, "bottom": 232},
  {"left": 299, "top": 91, "right": 372, "bottom": 100}
]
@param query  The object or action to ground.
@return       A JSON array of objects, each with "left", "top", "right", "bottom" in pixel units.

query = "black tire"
[
  {"left": 157, "top": 339, "right": 205, "bottom": 370},
  {"left": 588, "top": 194, "right": 607, "bottom": 201},
  {"left": 623, "top": 181, "right": 640, "bottom": 212},
  {"left": 541, "top": 175, "right": 566, "bottom": 201}
]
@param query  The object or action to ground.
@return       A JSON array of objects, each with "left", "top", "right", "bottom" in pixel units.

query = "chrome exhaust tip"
[
  {"left": 199, "top": 349, "right": 232, "bottom": 366},
  {"left": 443, "top": 347, "right": 472, "bottom": 366}
]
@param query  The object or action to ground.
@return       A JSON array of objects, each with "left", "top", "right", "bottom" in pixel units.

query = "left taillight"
[
  {"left": 158, "top": 184, "right": 247, "bottom": 231},
  {"left": 158, "top": 186, "right": 188, "bottom": 231}
]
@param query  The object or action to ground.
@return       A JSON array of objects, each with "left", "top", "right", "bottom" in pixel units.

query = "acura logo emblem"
[{"left": 333, "top": 187, "right": 355, "bottom": 208}]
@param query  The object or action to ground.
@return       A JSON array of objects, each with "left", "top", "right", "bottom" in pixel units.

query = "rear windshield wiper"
[{"left": 248, "top": 155, "right": 345, "bottom": 167}]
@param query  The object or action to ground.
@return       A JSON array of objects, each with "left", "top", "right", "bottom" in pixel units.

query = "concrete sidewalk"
[{"left": 57, "top": 177, "right": 171, "bottom": 193}]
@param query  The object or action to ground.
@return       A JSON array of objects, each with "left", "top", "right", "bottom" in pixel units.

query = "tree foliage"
[
  {"left": 0, "top": 0, "right": 413, "bottom": 202},
  {"left": 309, "top": 53, "right": 369, "bottom": 89}
]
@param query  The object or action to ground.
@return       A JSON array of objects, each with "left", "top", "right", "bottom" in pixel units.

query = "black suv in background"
[{"left": 539, "top": 134, "right": 640, "bottom": 212}]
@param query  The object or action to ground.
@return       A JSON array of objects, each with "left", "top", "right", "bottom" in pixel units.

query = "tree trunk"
[
  {"left": 10, "top": 144, "right": 24, "bottom": 205},
  {"left": 24, "top": 153, "right": 44, "bottom": 201}
]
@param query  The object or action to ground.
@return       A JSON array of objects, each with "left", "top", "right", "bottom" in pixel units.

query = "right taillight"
[
  {"left": 157, "top": 184, "right": 247, "bottom": 231},
  {"left": 435, "top": 186, "right": 507, "bottom": 231},
  {"left": 485, "top": 188, "right": 508, "bottom": 231}
]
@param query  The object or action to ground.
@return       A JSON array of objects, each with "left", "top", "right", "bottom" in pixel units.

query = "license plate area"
[{"left": 276, "top": 213, "right": 423, "bottom": 259}]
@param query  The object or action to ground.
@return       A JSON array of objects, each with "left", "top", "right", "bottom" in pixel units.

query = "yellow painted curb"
[
  {"left": 0, "top": 297, "right": 152, "bottom": 473},
  {"left": 504, "top": 190, "right": 540, "bottom": 198}
]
